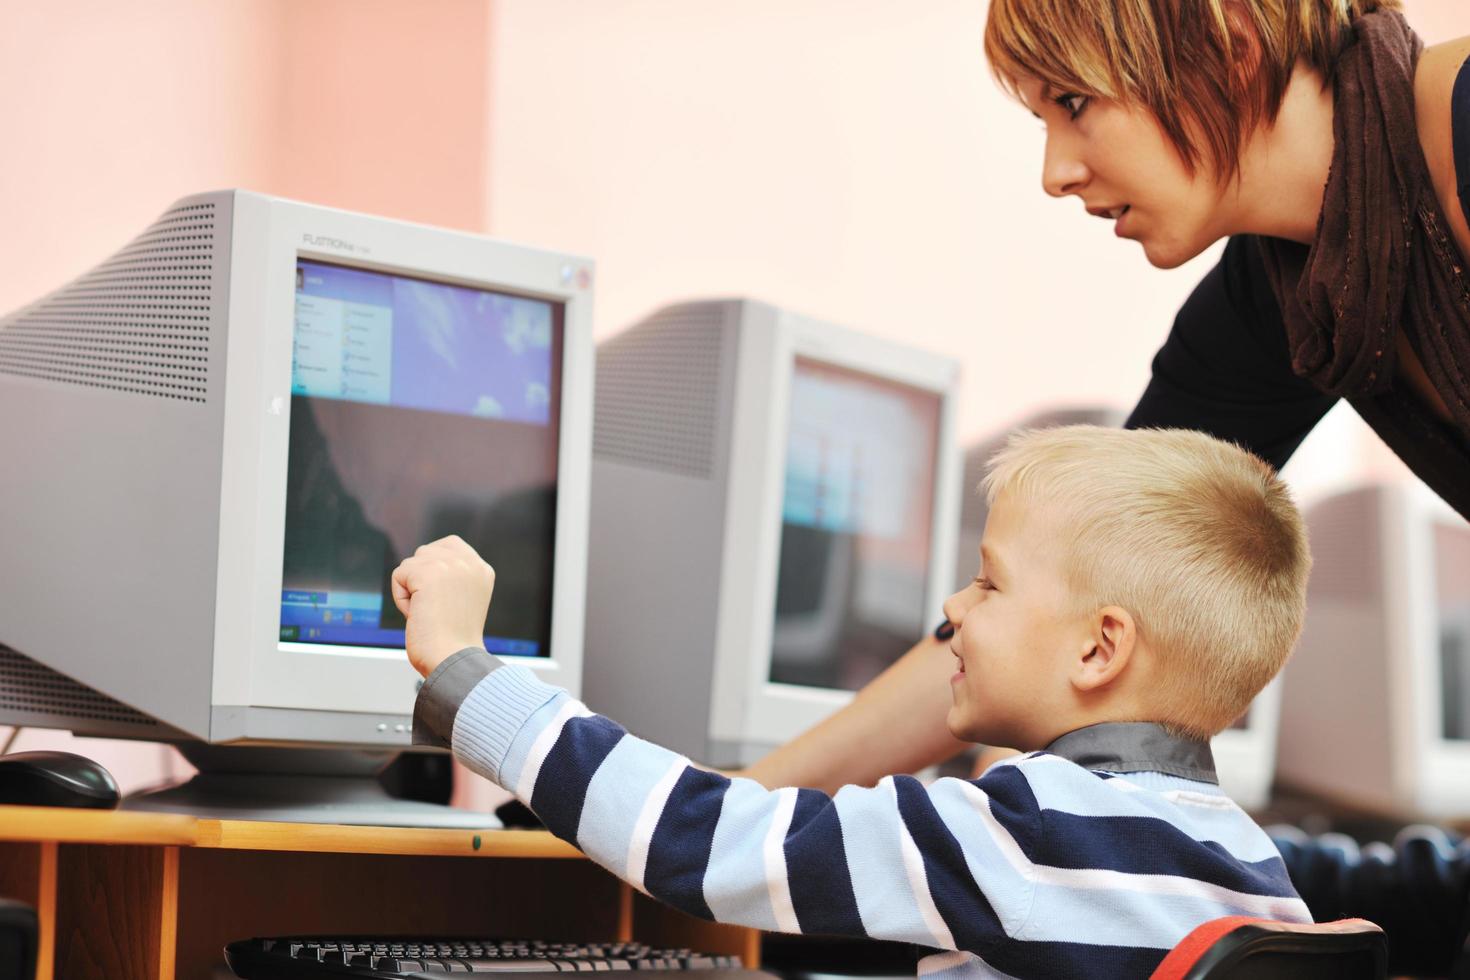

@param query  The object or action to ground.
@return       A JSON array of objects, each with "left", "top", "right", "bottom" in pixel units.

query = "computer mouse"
[
  {"left": 494, "top": 798, "right": 544, "bottom": 829},
  {"left": 0, "top": 751, "right": 120, "bottom": 809}
]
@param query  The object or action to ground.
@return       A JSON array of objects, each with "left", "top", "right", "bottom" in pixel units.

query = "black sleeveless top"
[{"left": 1127, "top": 52, "right": 1470, "bottom": 518}]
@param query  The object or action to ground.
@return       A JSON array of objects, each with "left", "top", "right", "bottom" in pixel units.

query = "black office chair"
[
  {"left": 1148, "top": 916, "right": 1386, "bottom": 979},
  {"left": 0, "top": 898, "right": 37, "bottom": 980}
]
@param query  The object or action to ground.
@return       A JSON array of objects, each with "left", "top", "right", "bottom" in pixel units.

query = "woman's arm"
[{"left": 739, "top": 632, "right": 970, "bottom": 793}]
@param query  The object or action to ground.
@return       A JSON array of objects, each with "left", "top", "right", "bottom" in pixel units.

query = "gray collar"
[{"left": 1043, "top": 722, "right": 1217, "bottom": 784}]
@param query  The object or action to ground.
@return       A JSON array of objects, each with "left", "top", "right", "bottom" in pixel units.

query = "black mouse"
[
  {"left": 0, "top": 751, "right": 120, "bottom": 809},
  {"left": 494, "top": 798, "right": 544, "bottom": 829}
]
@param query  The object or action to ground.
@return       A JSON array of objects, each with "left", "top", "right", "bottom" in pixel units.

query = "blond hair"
[
  {"left": 983, "top": 0, "right": 1403, "bottom": 179},
  {"left": 983, "top": 426, "right": 1310, "bottom": 738}
]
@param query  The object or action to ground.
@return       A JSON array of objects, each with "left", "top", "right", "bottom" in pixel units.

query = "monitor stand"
[{"left": 121, "top": 744, "right": 502, "bottom": 830}]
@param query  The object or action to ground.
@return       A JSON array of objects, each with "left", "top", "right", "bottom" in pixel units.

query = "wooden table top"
[{"left": 0, "top": 805, "right": 581, "bottom": 858}]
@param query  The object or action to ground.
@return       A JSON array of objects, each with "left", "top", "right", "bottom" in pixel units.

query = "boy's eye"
[
  {"left": 974, "top": 576, "right": 995, "bottom": 592},
  {"left": 1054, "top": 92, "right": 1089, "bottom": 120}
]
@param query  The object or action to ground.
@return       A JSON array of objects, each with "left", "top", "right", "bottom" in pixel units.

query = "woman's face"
[{"left": 1017, "top": 77, "right": 1228, "bottom": 269}]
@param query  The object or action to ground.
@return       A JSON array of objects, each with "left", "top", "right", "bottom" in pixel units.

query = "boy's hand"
[{"left": 391, "top": 535, "right": 496, "bottom": 677}]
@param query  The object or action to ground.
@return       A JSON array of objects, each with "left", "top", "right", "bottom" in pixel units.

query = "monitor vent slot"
[
  {"left": 0, "top": 644, "right": 165, "bottom": 728},
  {"left": 594, "top": 304, "right": 726, "bottom": 479},
  {"left": 0, "top": 201, "right": 217, "bottom": 403}
]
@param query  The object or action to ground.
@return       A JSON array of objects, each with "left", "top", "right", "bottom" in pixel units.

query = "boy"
[{"left": 395, "top": 425, "right": 1312, "bottom": 978}]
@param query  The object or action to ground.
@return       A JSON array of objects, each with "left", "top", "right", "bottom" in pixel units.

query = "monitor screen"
[
  {"left": 769, "top": 357, "right": 942, "bottom": 691},
  {"left": 280, "top": 258, "right": 562, "bottom": 658},
  {"left": 1436, "top": 520, "right": 1470, "bottom": 740}
]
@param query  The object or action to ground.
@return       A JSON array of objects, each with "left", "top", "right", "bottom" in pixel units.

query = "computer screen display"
[
  {"left": 769, "top": 357, "right": 942, "bottom": 691},
  {"left": 280, "top": 259, "right": 562, "bottom": 657},
  {"left": 1436, "top": 521, "right": 1470, "bottom": 740}
]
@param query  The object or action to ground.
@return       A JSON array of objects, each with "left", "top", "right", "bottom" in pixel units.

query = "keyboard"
[{"left": 224, "top": 936, "right": 750, "bottom": 978}]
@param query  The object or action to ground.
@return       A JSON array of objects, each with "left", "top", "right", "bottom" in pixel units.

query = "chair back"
[{"left": 1149, "top": 916, "right": 1387, "bottom": 980}]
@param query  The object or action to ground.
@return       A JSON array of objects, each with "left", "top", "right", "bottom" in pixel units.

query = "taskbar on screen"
[{"left": 279, "top": 624, "right": 540, "bottom": 657}]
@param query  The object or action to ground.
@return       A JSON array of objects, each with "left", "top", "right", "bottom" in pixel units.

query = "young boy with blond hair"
[{"left": 395, "top": 426, "right": 1312, "bottom": 978}]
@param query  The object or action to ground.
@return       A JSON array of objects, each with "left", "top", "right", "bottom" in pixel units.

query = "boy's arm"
[{"left": 415, "top": 650, "right": 1038, "bottom": 953}]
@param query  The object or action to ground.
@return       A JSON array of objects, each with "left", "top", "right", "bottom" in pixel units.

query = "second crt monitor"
[{"left": 585, "top": 299, "right": 960, "bottom": 765}]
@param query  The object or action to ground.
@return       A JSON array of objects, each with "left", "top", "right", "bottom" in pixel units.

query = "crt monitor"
[
  {"left": 582, "top": 298, "right": 960, "bottom": 765},
  {"left": 0, "top": 191, "right": 593, "bottom": 825},
  {"left": 949, "top": 406, "right": 1279, "bottom": 811},
  {"left": 1277, "top": 482, "right": 1470, "bottom": 818}
]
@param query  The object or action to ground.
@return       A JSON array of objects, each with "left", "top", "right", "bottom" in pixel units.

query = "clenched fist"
[{"left": 390, "top": 535, "right": 496, "bottom": 677}]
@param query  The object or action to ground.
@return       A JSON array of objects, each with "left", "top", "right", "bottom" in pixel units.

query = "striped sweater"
[{"left": 413, "top": 651, "right": 1310, "bottom": 979}]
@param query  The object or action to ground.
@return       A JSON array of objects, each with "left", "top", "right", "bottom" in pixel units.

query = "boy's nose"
[{"left": 941, "top": 590, "right": 968, "bottom": 629}]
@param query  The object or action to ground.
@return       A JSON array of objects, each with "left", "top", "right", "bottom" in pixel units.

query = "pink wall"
[
  {"left": 0, "top": 0, "right": 491, "bottom": 318},
  {"left": 274, "top": 0, "right": 491, "bottom": 231},
  {"left": 0, "top": 2, "right": 282, "bottom": 318},
  {"left": 0, "top": 0, "right": 494, "bottom": 795}
]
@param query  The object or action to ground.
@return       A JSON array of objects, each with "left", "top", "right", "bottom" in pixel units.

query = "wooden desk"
[{"left": 0, "top": 806, "right": 759, "bottom": 979}]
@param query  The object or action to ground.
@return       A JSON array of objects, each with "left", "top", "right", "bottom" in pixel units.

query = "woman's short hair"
[
  {"left": 983, "top": 426, "right": 1311, "bottom": 738},
  {"left": 983, "top": 0, "right": 1401, "bottom": 179}
]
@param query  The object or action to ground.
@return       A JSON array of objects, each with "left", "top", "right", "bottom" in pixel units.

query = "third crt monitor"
[
  {"left": 0, "top": 191, "right": 592, "bottom": 823},
  {"left": 1277, "top": 482, "right": 1470, "bottom": 818},
  {"left": 583, "top": 299, "right": 960, "bottom": 765}
]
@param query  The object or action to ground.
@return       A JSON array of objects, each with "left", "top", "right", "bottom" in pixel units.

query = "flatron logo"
[{"left": 302, "top": 234, "right": 367, "bottom": 254}]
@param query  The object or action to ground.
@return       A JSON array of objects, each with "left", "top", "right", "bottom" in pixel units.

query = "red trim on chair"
[
  {"left": 1150, "top": 917, "right": 1386, "bottom": 980},
  {"left": 1151, "top": 917, "right": 1265, "bottom": 980}
]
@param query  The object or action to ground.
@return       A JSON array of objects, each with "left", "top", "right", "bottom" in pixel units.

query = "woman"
[{"left": 741, "top": 0, "right": 1470, "bottom": 794}]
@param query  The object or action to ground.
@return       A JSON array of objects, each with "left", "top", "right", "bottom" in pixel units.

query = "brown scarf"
[{"left": 1258, "top": 10, "right": 1470, "bottom": 518}]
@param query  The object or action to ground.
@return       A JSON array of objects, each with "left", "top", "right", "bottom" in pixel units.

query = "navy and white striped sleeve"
[{"left": 447, "top": 663, "right": 1040, "bottom": 952}]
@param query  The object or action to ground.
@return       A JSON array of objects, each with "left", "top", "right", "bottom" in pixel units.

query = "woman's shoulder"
[{"left": 1414, "top": 36, "right": 1470, "bottom": 260}]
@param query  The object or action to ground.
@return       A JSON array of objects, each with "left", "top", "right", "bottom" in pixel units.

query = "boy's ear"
[{"left": 1073, "top": 606, "right": 1137, "bottom": 692}]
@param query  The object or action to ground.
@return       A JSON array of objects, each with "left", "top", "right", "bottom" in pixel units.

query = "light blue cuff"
[{"left": 450, "top": 665, "right": 564, "bottom": 786}]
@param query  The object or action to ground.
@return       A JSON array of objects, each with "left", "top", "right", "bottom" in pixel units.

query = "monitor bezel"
[
  {"left": 210, "top": 193, "right": 592, "bottom": 742},
  {"left": 708, "top": 304, "right": 960, "bottom": 751},
  {"left": 1401, "top": 484, "right": 1470, "bottom": 814}
]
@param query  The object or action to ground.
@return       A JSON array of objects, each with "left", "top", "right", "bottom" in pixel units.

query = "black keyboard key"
[{"left": 460, "top": 958, "right": 568, "bottom": 972}]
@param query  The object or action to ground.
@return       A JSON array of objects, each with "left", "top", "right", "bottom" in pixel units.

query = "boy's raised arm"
[
  {"left": 414, "top": 646, "right": 1036, "bottom": 955},
  {"left": 393, "top": 536, "right": 1032, "bottom": 954}
]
